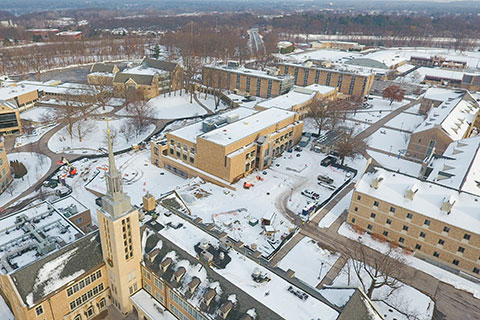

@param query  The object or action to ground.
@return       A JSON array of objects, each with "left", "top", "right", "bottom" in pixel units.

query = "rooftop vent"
[
  {"left": 404, "top": 184, "right": 419, "bottom": 200},
  {"left": 441, "top": 195, "right": 456, "bottom": 214},
  {"left": 370, "top": 173, "right": 384, "bottom": 189}
]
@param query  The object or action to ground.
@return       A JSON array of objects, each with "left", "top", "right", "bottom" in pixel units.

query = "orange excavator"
[{"left": 59, "top": 157, "right": 77, "bottom": 177}]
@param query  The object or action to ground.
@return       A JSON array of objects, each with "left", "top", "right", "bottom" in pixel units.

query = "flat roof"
[
  {"left": 0, "top": 197, "right": 86, "bottom": 274},
  {"left": 357, "top": 167, "right": 480, "bottom": 235},
  {"left": 168, "top": 107, "right": 257, "bottom": 143},
  {"left": 0, "top": 85, "right": 38, "bottom": 101},
  {"left": 256, "top": 89, "right": 316, "bottom": 111},
  {"left": 122, "top": 65, "right": 168, "bottom": 76},
  {"left": 205, "top": 64, "right": 293, "bottom": 81},
  {"left": 131, "top": 289, "right": 177, "bottom": 320},
  {"left": 287, "top": 49, "right": 361, "bottom": 64},
  {"left": 200, "top": 108, "right": 297, "bottom": 146}
]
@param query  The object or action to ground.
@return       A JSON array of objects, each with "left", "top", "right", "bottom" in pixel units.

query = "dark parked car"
[{"left": 321, "top": 156, "right": 337, "bottom": 167}]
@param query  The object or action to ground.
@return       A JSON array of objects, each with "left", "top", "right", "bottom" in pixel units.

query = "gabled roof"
[
  {"left": 11, "top": 232, "right": 103, "bottom": 307},
  {"left": 143, "top": 58, "right": 178, "bottom": 72},
  {"left": 90, "top": 63, "right": 117, "bottom": 74},
  {"left": 113, "top": 73, "right": 156, "bottom": 86}
]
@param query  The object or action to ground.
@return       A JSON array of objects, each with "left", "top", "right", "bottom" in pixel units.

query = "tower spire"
[{"left": 107, "top": 118, "right": 117, "bottom": 175}]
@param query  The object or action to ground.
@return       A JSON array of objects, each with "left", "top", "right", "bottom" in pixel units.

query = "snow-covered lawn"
[
  {"left": 332, "top": 258, "right": 434, "bottom": 320},
  {"left": 318, "top": 190, "right": 353, "bottom": 229},
  {"left": 196, "top": 94, "right": 229, "bottom": 112},
  {"left": 366, "top": 150, "right": 421, "bottom": 176},
  {"left": 346, "top": 110, "right": 391, "bottom": 123},
  {"left": 367, "top": 127, "right": 410, "bottom": 154},
  {"left": 0, "top": 294, "right": 14, "bottom": 320},
  {"left": 20, "top": 106, "right": 55, "bottom": 122},
  {"left": 118, "top": 91, "right": 207, "bottom": 119},
  {"left": 365, "top": 96, "right": 408, "bottom": 111},
  {"left": 385, "top": 112, "right": 425, "bottom": 132},
  {"left": 47, "top": 118, "right": 155, "bottom": 154},
  {"left": 14, "top": 125, "right": 55, "bottom": 148},
  {"left": 0, "top": 152, "right": 51, "bottom": 208},
  {"left": 339, "top": 222, "right": 480, "bottom": 300},
  {"left": 277, "top": 237, "right": 340, "bottom": 285},
  {"left": 64, "top": 149, "right": 186, "bottom": 225}
]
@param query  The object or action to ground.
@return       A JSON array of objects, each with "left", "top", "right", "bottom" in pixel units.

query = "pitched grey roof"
[
  {"left": 90, "top": 63, "right": 117, "bottom": 74},
  {"left": 143, "top": 58, "right": 178, "bottom": 72},
  {"left": 0, "top": 99, "right": 18, "bottom": 110},
  {"left": 11, "top": 232, "right": 103, "bottom": 306},
  {"left": 113, "top": 72, "right": 156, "bottom": 85},
  {"left": 143, "top": 226, "right": 282, "bottom": 320}
]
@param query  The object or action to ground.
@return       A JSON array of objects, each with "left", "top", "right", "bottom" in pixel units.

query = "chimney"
[
  {"left": 441, "top": 195, "right": 456, "bottom": 214},
  {"left": 404, "top": 184, "right": 419, "bottom": 200}
]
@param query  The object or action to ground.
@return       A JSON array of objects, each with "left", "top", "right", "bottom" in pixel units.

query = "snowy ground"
[
  {"left": 14, "top": 125, "right": 55, "bottom": 148},
  {"left": 331, "top": 258, "right": 434, "bottom": 320},
  {"left": 196, "top": 93, "right": 230, "bottom": 112},
  {"left": 47, "top": 118, "right": 155, "bottom": 154},
  {"left": 277, "top": 237, "right": 340, "bottom": 285},
  {"left": 117, "top": 90, "right": 207, "bottom": 119},
  {"left": 20, "top": 106, "right": 55, "bottom": 122},
  {"left": 366, "top": 150, "right": 421, "bottom": 176},
  {"left": 339, "top": 222, "right": 480, "bottom": 300},
  {"left": 367, "top": 127, "right": 410, "bottom": 154},
  {"left": 385, "top": 112, "right": 425, "bottom": 132},
  {"left": 0, "top": 295, "right": 14, "bottom": 320},
  {"left": 318, "top": 190, "right": 353, "bottom": 229},
  {"left": 0, "top": 152, "right": 51, "bottom": 208}
]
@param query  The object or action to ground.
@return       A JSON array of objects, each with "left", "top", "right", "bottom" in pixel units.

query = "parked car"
[
  {"left": 301, "top": 189, "right": 320, "bottom": 200},
  {"left": 321, "top": 156, "right": 337, "bottom": 167},
  {"left": 317, "top": 174, "right": 334, "bottom": 184}
]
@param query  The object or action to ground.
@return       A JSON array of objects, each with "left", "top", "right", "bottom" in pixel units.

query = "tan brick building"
[
  {"left": 278, "top": 62, "right": 374, "bottom": 96},
  {"left": 0, "top": 100, "right": 22, "bottom": 134},
  {"left": 0, "top": 83, "right": 39, "bottom": 111},
  {"left": 202, "top": 63, "right": 294, "bottom": 98},
  {"left": 348, "top": 165, "right": 480, "bottom": 278},
  {"left": 255, "top": 84, "right": 337, "bottom": 119},
  {"left": 113, "top": 73, "right": 160, "bottom": 101},
  {"left": 407, "top": 89, "right": 479, "bottom": 160},
  {"left": 151, "top": 107, "right": 303, "bottom": 188},
  {"left": 0, "top": 136, "right": 12, "bottom": 194}
]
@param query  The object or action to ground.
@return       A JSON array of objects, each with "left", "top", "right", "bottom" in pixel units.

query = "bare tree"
[
  {"left": 383, "top": 85, "right": 406, "bottom": 105},
  {"left": 119, "top": 122, "right": 136, "bottom": 144},
  {"left": 309, "top": 99, "right": 331, "bottom": 136},
  {"left": 335, "top": 132, "right": 367, "bottom": 165},
  {"left": 341, "top": 238, "right": 408, "bottom": 300},
  {"left": 127, "top": 100, "right": 155, "bottom": 136}
]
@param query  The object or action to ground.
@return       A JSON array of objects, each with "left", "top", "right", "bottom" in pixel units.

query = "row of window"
[
  {"left": 69, "top": 283, "right": 105, "bottom": 311},
  {"left": 72, "top": 299, "right": 105, "bottom": 320},
  {"left": 67, "top": 270, "right": 102, "bottom": 297},
  {"left": 169, "top": 291, "right": 207, "bottom": 320}
]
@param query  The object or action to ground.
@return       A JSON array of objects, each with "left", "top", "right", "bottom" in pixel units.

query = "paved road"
[{"left": 248, "top": 28, "right": 265, "bottom": 54}]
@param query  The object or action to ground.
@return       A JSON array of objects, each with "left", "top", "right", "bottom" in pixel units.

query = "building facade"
[
  {"left": 87, "top": 63, "right": 120, "bottom": 86},
  {"left": 113, "top": 73, "right": 160, "bottom": 101},
  {"left": 151, "top": 108, "right": 303, "bottom": 188},
  {"left": 202, "top": 64, "right": 294, "bottom": 98},
  {"left": 0, "top": 137, "right": 12, "bottom": 193},
  {"left": 0, "top": 100, "right": 22, "bottom": 134},
  {"left": 278, "top": 62, "right": 374, "bottom": 96},
  {"left": 348, "top": 165, "right": 480, "bottom": 278}
]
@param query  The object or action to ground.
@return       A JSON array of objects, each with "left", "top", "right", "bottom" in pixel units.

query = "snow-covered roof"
[
  {"left": 168, "top": 108, "right": 257, "bottom": 143},
  {"left": 122, "top": 65, "right": 168, "bottom": 76},
  {"left": 423, "top": 87, "right": 461, "bottom": 101},
  {"left": 304, "top": 84, "right": 338, "bottom": 95},
  {"left": 427, "top": 136, "right": 480, "bottom": 195},
  {"left": 255, "top": 88, "right": 317, "bottom": 111},
  {"left": 131, "top": 289, "right": 177, "bottom": 320},
  {"left": 356, "top": 50, "right": 408, "bottom": 68},
  {"left": 0, "top": 197, "right": 88, "bottom": 275},
  {"left": 56, "top": 31, "right": 82, "bottom": 36},
  {"left": 0, "top": 84, "right": 38, "bottom": 101},
  {"left": 413, "top": 91, "right": 479, "bottom": 140},
  {"left": 279, "top": 61, "right": 374, "bottom": 77},
  {"left": 356, "top": 167, "right": 480, "bottom": 235},
  {"left": 200, "top": 108, "right": 297, "bottom": 146},
  {"left": 143, "top": 211, "right": 340, "bottom": 320},
  {"left": 287, "top": 49, "right": 361, "bottom": 64},
  {"left": 416, "top": 67, "right": 465, "bottom": 81},
  {"left": 204, "top": 64, "right": 293, "bottom": 81}
]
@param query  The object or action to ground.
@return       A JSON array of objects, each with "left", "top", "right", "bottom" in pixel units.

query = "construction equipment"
[{"left": 60, "top": 157, "right": 77, "bottom": 177}]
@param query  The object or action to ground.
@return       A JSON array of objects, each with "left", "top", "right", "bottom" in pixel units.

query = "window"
[
  {"left": 354, "top": 207, "right": 358, "bottom": 212},
  {"left": 424, "top": 219, "right": 431, "bottom": 226},
  {"left": 419, "top": 232, "right": 426, "bottom": 238},
  {"left": 373, "top": 201, "right": 379, "bottom": 207},
  {"left": 74, "top": 315, "right": 82, "bottom": 320},
  {"left": 458, "top": 247, "right": 465, "bottom": 253},
  {"left": 86, "top": 306, "right": 94, "bottom": 318},
  {"left": 399, "top": 237, "right": 405, "bottom": 243},
  {"left": 383, "top": 231, "right": 389, "bottom": 236},
  {"left": 351, "top": 218, "right": 356, "bottom": 223},
  {"left": 402, "top": 225, "right": 409, "bottom": 231},
  {"left": 415, "top": 244, "right": 422, "bottom": 250},
  {"left": 389, "top": 206, "right": 396, "bottom": 213},
  {"left": 99, "top": 298, "right": 106, "bottom": 309},
  {"left": 367, "top": 224, "right": 372, "bottom": 230},
  {"left": 433, "top": 251, "right": 440, "bottom": 258},
  {"left": 75, "top": 217, "right": 83, "bottom": 224},
  {"left": 464, "top": 234, "right": 471, "bottom": 241},
  {"left": 386, "top": 219, "right": 392, "bottom": 225},
  {"left": 35, "top": 305, "right": 43, "bottom": 316},
  {"left": 406, "top": 213, "right": 413, "bottom": 219},
  {"left": 452, "top": 259, "right": 459, "bottom": 266},
  {"left": 154, "top": 277, "right": 163, "bottom": 289},
  {"left": 438, "top": 239, "right": 445, "bottom": 245},
  {"left": 443, "top": 226, "right": 450, "bottom": 233},
  {"left": 474, "top": 268, "right": 480, "bottom": 274},
  {"left": 370, "top": 213, "right": 376, "bottom": 219},
  {"left": 357, "top": 195, "right": 361, "bottom": 201}
]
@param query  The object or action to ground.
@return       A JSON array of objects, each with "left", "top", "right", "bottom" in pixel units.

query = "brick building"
[
  {"left": 407, "top": 89, "right": 479, "bottom": 160},
  {"left": 151, "top": 107, "right": 303, "bottom": 188},
  {"left": 202, "top": 63, "right": 294, "bottom": 98},
  {"left": 87, "top": 63, "right": 120, "bottom": 85},
  {"left": 348, "top": 164, "right": 480, "bottom": 278},
  {"left": 278, "top": 62, "right": 374, "bottom": 96},
  {"left": 0, "top": 137, "right": 12, "bottom": 194}
]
